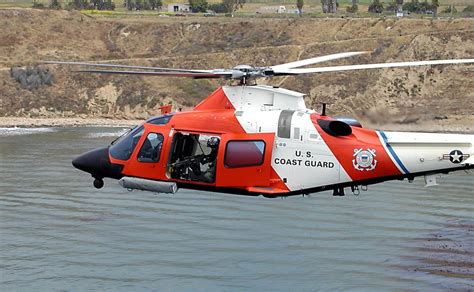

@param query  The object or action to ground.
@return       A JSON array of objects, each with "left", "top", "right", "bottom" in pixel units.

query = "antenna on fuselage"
[{"left": 314, "top": 100, "right": 332, "bottom": 116}]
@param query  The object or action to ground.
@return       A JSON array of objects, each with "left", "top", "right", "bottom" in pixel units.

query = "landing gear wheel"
[{"left": 93, "top": 178, "right": 104, "bottom": 189}]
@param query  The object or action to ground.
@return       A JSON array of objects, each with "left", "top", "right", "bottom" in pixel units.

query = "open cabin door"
[{"left": 216, "top": 133, "right": 275, "bottom": 187}]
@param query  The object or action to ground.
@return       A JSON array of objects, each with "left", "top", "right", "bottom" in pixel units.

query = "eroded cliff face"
[{"left": 1, "top": 9, "right": 473, "bottom": 127}]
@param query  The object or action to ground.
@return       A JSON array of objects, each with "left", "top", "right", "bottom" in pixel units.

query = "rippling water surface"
[{"left": 1, "top": 127, "right": 473, "bottom": 290}]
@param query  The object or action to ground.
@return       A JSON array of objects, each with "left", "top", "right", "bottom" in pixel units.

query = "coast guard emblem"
[{"left": 352, "top": 148, "right": 377, "bottom": 171}]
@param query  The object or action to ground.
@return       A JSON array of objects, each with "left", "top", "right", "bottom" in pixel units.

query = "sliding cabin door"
[{"left": 216, "top": 133, "right": 275, "bottom": 187}]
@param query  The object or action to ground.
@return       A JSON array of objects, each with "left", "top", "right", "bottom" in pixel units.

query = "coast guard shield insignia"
[{"left": 352, "top": 148, "right": 377, "bottom": 171}]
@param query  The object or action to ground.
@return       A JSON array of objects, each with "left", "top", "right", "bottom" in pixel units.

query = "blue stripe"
[{"left": 379, "top": 131, "right": 409, "bottom": 174}]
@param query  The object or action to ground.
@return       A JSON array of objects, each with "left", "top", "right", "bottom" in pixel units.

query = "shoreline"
[
  {"left": 0, "top": 117, "right": 473, "bottom": 134},
  {"left": 0, "top": 117, "right": 143, "bottom": 128}
]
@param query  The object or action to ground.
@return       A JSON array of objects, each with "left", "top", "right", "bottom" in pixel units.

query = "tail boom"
[{"left": 377, "top": 131, "right": 474, "bottom": 176}]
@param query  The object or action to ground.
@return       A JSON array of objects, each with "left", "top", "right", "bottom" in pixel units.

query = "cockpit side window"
[
  {"left": 137, "top": 133, "right": 164, "bottom": 162},
  {"left": 109, "top": 125, "right": 145, "bottom": 161}
]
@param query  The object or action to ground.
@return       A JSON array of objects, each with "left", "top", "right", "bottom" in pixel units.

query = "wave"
[
  {"left": 86, "top": 129, "right": 129, "bottom": 138},
  {"left": 0, "top": 127, "right": 56, "bottom": 136}
]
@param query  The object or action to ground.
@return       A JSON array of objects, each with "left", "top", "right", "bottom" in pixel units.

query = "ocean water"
[{"left": 0, "top": 127, "right": 473, "bottom": 291}]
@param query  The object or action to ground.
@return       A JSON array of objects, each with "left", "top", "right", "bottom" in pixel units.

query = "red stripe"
[
  {"left": 311, "top": 114, "right": 402, "bottom": 181},
  {"left": 193, "top": 87, "right": 235, "bottom": 111}
]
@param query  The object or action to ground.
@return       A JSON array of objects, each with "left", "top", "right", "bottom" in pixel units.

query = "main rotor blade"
[
  {"left": 44, "top": 61, "right": 212, "bottom": 74},
  {"left": 75, "top": 69, "right": 232, "bottom": 78},
  {"left": 270, "top": 51, "right": 370, "bottom": 70},
  {"left": 274, "top": 59, "right": 474, "bottom": 74}
]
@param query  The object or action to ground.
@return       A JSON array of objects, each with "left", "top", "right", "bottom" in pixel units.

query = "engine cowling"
[{"left": 317, "top": 119, "right": 352, "bottom": 137}]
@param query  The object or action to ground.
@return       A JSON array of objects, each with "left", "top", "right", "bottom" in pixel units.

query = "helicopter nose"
[{"left": 72, "top": 147, "right": 123, "bottom": 180}]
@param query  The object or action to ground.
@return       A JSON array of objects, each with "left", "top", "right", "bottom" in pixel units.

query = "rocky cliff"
[{"left": 1, "top": 9, "right": 473, "bottom": 129}]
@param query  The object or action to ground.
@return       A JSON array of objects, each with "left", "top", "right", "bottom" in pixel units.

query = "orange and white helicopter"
[{"left": 48, "top": 52, "right": 474, "bottom": 197}]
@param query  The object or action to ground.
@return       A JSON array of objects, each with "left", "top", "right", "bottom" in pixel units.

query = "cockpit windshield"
[
  {"left": 108, "top": 114, "right": 173, "bottom": 161},
  {"left": 109, "top": 125, "right": 145, "bottom": 161}
]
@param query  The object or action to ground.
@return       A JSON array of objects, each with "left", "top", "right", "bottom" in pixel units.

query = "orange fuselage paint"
[
  {"left": 108, "top": 87, "right": 290, "bottom": 195},
  {"left": 311, "top": 114, "right": 402, "bottom": 180}
]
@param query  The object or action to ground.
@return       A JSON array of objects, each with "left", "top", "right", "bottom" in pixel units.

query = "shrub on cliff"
[
  {"left": 368, "top": 0, "right": 384, "bottom": 13},
  {"left": 463, "top": 5, "right": 474, "bottom": 12},
  {"left": 49, "top": 0, "right": 62, "bottom": 9},
  {"left": 346, "top": 4, "right": 358, "bottom": 12},
  {"left": 10, "top": 66, "right": 54, "bottom": 90},
  {"left": 32, "top": 1, "right": 45, "bottom": 8},
  {"left": 443, "top": 4, "right": 457, "bottom": 13},
  {"left": 189, "top": 0, "right": 208, "bottom": 12},
  {"left": 402, "top": 0, "right": 435, "bottom": 14},
  {"left": 208, "top": 3, "right": 227, "bottom": 13}
]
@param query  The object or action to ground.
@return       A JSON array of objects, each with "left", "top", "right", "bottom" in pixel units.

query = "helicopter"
[{"left": 46, "top": 51, "right": 474, "bottom": 197}]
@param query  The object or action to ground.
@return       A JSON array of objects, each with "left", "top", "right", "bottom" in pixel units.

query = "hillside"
[{"left": 1, "top": 9, "right": 473, "bottom": 130}]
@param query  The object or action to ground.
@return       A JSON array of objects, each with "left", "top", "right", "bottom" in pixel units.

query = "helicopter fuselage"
[{"left": 72, "top": 85, "right": 474, "bottom": 197}]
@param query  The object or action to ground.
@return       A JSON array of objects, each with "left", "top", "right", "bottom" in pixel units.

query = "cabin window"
[
  {"left": 225, "top": 140, "right": 265, "bottom": 168},
  {"left": 109, "top": 125, "right": 144, "bottom": 161},
  {"left": 137, "top": 133, "right": 164, "bottom": 162},
  {"left": 277, "top": 110, "right": 294, "bottom": 138}
]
